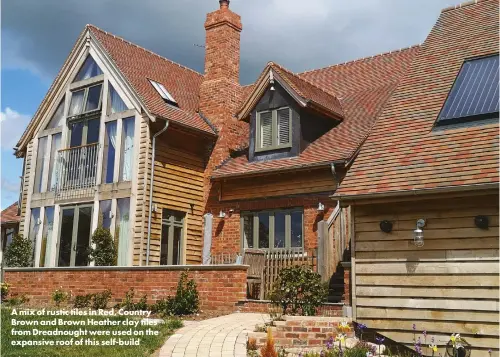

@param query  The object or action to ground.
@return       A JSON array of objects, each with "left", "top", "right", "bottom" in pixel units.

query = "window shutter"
[
  {"left": 260, "top": 112, "right": 273, "bottom": 148},
  {"left": 277, "top": 108, "right": 290, "bottom": 145}
]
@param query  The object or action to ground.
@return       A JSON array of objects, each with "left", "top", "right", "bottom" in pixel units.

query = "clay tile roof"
[
  {"left": 336, "top": 0, "right": 499, "bottom": 197},
  {"left": 213, "top": 46, "right": 419, "bottom": 178},
  {"left": 1, "top": 202, "right": 20, "bottom": 225},
  {"left": 87, "top": 25, "right": 215, "bottom": 135},
  {"left": 270, "top": 62, "right": 344, "bottom": 119}
]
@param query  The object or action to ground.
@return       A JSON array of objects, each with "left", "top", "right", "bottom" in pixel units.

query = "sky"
[{"left": 1, "top": 0, "right": 464, "bottom": 209}]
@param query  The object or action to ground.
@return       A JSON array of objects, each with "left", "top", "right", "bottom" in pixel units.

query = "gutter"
[
  {"left": 331, "top": 182, "right": 499, "bottom": 202},
  {"left": 146, "top": 119, "right": 169, "bottom": 265}
]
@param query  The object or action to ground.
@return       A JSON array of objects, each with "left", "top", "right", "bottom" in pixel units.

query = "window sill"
[{"left": 254, "top": 143, "right": 292, "bottom": 153}]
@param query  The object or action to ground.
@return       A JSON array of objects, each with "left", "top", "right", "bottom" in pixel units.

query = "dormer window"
[
  {"left": 149, "top": 79, "right": 177, "bottom": 105},
  {"left": 256, "top": 107, "right": 291, "bottom": 152},
  {"left": 68, "top": 83, "right": 103, "bottom": 117}
]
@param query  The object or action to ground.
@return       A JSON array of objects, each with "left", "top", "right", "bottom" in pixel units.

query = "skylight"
[
  {"left": 149, "top": 79, "right": 177, "bottom": 104},
  {"left": 437, "top": 54, "right": 499, "bottom": 125}
]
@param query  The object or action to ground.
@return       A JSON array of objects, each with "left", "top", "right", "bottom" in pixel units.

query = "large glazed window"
[
  {"left": 34, "top": 137, "right": 48, "bottom": 193},
  {"left": 241, "top": 209, "right": 303, "bottom": 250},
  {"left": 120, "top": 117, "right": 135, "bottom": 181},
  {"left": 256, "top": 107, "right": 292, "bottom": 151},
  {"left": 29, "top": 208, "right": 41, "bottom": 265},
  {"left": 102, "top": 121, "right": 117, "bottom": 184},
  {"left": 116, "top": 198, "right": 130, "bottom": 266},
  {"left": 74, "top": 56, "right": 103, "bottom": 82},
  {"left": 108, "top": 84, "right": 128, "bottom": 114},
  {"left": 161, "top": 209, "right": 185, "bottom": 265},
  {"left": 48, "top": 133, "right": 62, "bottom": 191},
  {"left": 98, "top": 200, "right": 113, "bottom": 230},
  {"left": 40, "top": 206, "right": 54, "bottom": 267},
  {"left": 45, "top": 99, "right": 65, "bottom": 129}
]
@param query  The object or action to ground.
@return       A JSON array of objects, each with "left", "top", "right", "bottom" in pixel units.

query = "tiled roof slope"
[
  {"left": 336, "top": 0, "right": 499, "bottom": 197},
  {"left": 1, "top": 203, "right": 20, "bottom": 225},
  {"left": 88, "top": 25, "right": 215, "bottom": 135},
  {"left": 212, "top": 47, "right": 418, "bottom": 178}
]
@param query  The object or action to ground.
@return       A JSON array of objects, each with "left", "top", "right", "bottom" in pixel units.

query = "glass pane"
[
  {"left": 103, "top": 121, "right": 117, "bottom": 183},
  {"left": 108, "top": 84, "right": 128, "bottom": 114},
  {"left": 120, "top": 117, "right": 135, "bottom": 181},
  {"left": 173, "top": 227, "right": 182, "bottom": 265},
  {"left": 86, "top": 118, "right": 100, "bottom": 144},
  {"left": 70, "top": 121, "right": 84, "bottom": 147},
  {"left": 160, "top": 224, "right": 170, "bottom": 265},
  {"left": 99, "top": 200, "right": 112, "bottom": 230},
  {"left": 75, "top": 207, "right": 92, "bottom": 266},
  {"left": 34, "top": 137, "right": 48, "bottom": 193},
  {"left": 58, "top": 208, "right": 74, "bottom": 267},
  {"left": 116, "top": 198, "right": 130, "bottom": 266},
  {"left": 4, "top": 228, "right": 14, "bottom": 252},
  {"left": 40, "top": 207, "right": 55, "bottom": 267},
  {"left": 85, "top": 84, "right": 102, "bottom": 112},
  {"left": 69, "top": 90, "right": 85, "bottom": 116},
  {"left": 257, "top": 212, "right": 270, "bottom": 249},
  {"left": 274, "top": 212, "right": 286, "bottom": 248},
  {"left": 74, "top": 56, "right": 103, "bottom": 82},
  {"left": 48, "top": 133, "right": 62, "bottom": 191},
  {"left": 46, "top": 99, "right": 65, "bottom": 129},
  {"left": 242, "top": 215, "right": 254, "bottom": 249},
  {"left": 291, "top": 211, "right": 303, "bottom": 248},
  {"left": 29, "top": 208, "right": 41, "bottom": 265}
]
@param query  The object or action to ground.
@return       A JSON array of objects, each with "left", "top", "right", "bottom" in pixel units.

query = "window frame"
[
  {"left": 68, "top": 82, "right": 104, "bottom": 118},
  {"left": 160, "top": 209, "right": 185, "bottom": 265},
  {"left": 255, "top": 107, "right": 292, "bottom": 152},
  {"left": 240, "top": 208, "right": 304, "bottom": 251}
]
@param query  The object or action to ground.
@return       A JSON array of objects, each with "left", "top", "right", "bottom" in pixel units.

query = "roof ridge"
[
  {"left": 86, "top": 24, "right": 203, "bottom": 78},
  {"left": 299, "top": 44, "right": 420, "bottom": 75},
  {"left": 441, "top": 0, "right": 480, "bottom": 13},
  {"left": 270, "top": 62, "right": 340, "bottom": 99}
]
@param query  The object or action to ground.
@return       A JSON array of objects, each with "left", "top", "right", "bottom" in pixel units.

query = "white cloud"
[{"left": 0, "top": 108, "right": 32, "bottom": 150}]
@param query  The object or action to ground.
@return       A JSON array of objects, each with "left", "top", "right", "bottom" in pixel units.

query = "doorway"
[
  {"left": 57, "top": 204, "right": 93, "bottom": 267},
  {"left": 160, "top": 209, "right": 185, "bottom": 265}
]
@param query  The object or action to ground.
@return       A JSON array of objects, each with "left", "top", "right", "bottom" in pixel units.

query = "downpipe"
[{"left": 146, "top": 120, "right": 169, "bottom": 265}]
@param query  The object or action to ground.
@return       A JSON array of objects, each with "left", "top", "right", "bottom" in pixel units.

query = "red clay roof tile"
[
  {"left": 336, "top": 0, "right": 499, "bottom": 197},
  {"left": 1, "top": 202, "right": 20, "bottom": 225}
]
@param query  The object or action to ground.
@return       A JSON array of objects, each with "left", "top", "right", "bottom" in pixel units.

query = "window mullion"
[
  {"left": 285, "top": 212, "right": 291, "bottom": 248},
  {"left": 253, "top": 214, "right": 259, "bottom": 248},
  {"left": 82, "top": 88, "right": 89, "bottom": 114},
  {"left": 272, "top": 110, "right": 278, "bottom": 148},
  {"left": 269, "top": 212, "right": 275, "bottom": 249}
]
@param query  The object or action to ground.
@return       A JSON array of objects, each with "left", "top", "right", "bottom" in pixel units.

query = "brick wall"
[
  {"left": 210, "top": 197, "right": 333, "bottom": 256},
  {"left": 4, "top": 265, "right": 248, "bottom": 313}
]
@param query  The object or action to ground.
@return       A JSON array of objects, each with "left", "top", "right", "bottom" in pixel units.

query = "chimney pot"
[{"left": 219, "top": 0, "right": 229, "bottom": 9}]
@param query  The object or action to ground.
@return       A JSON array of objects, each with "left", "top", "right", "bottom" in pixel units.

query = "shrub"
[
  {"left": 73, "top": 294, "right": 93, "bottom": 308},
  {"left": 118, "top": 288, "right": 148, "bottom": 311},
  {"left": 4, "top": 235, "right": 33, "bottom": 267},
  {"left": 92, "top": 290, "right": 112, "bottom": 309},
  {"left": 6, "top": 294, "right": 29, "bottom": 307},
  {"left": 260, "top": 328, "right": 278, "bottom": 357},
  {"left": 152, "top": 271, "right": 199, "bottom": 316},
  {"left": 88, "top": 227, "right": 117, "bottom": 266},
  {"left": 270, "top": 265, "right": 328, "bottom": 316},
  {"left": 1, "top": 283, "right": 10, "bottom": 301},
  {"left": 52, "top": 288, "right": 70, "bottom": 307}
]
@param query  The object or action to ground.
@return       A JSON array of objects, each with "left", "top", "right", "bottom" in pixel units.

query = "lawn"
[{"left": 1, "top": 307, "right": 181, "bottom": 357}]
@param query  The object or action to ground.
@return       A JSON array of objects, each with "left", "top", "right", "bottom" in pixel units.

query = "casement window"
[
  {"left": 161, "top": 209, "right": 185, "bottom": 265},
  {"left": 256, "top": 107, "right": 292, "bottom": 151},
  {"left": 68, "top": 83, "right": 103, "bottom": 117},
  {"left": 437, "top": 54, "right": 499, "bottom": 125},
  {"left": 149, "top": 79, "right": 177, "bottom": 105},
  {"left": 241, "top": 208, "right": 303, "bottom": 250}
]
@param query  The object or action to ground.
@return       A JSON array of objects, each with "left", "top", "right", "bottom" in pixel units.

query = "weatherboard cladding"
[{"left": 336, "top": 0, "right": 499, "bottom": 197}]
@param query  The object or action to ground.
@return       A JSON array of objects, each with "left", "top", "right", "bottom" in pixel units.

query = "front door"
[
  {"left": 160, "top": 209, "right": 185, "bottom": 265},
  {"left": 57, "top": 205, "right": 93, "bottom": 267}
]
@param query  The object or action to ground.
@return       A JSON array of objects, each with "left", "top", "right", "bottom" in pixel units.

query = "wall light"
[
  {"left": 413, "top": 219, "right": 426, "bottom": 247},
  {"left": 218, "top": 210, "right": 226, "bottom": 219},
  {"left": 379, "top": 220, "right": 393, "bottom": 233},
  {"left": 474, "top": 215, "right": 489, "bottom": 230},
  {"left": 317, "top": 202, "right": 325, "bottom": 212}
]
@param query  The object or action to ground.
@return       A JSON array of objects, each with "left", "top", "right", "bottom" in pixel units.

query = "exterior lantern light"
[
  {"left": 317, "top": 202, "right": 325, "bottom": 212},
  {"left": 413, "top": 219, "right": 426, "bottom": 247},
  {"left": 218, "top": 210, "right": 226, "bottom": 219}
]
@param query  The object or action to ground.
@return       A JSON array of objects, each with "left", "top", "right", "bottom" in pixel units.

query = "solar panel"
[{"left": 437, "top": 54, "right": 499, "bottom": 124}]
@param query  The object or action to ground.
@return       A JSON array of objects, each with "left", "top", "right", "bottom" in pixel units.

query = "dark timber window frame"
[
  {"left": 240, "top": 208, "right": 304, "bottom": 251},
  {"left": 160, "top": 209, "right": 185, "bottom": 265},
  {"left": 255, "top": 107, "right": 292, "bottom": 152}
]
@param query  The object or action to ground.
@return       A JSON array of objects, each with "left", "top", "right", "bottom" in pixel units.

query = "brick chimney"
[{"left": 199, "top": 0, "right": 242, "bottom": 130}]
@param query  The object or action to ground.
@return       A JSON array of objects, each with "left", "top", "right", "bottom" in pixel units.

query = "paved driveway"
[{"left": 160, "top": 313, "right": 269, "bottom": 357}]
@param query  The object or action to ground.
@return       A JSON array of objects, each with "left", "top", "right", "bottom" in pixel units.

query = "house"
[
  {"left": 12, "top": 0, "right": 418, "bottom": 276},
  {"left": 333, "top": 0, "right": 499, "bottom": 355},
  {"left": 1, "top": 202, "right": 21, "bottom": 266}
]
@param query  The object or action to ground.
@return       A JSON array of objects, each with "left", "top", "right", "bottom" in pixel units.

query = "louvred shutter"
[
  {"left": 277, "top": 108, "right": 290, "bottom": 145},
  {"left": 260, "top": 111, "right": 273, "bottom": 148}
]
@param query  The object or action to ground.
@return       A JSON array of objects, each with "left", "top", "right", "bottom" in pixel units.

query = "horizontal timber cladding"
[
  {"left": 219, "top": 167, "right": 337, "bottom": 201},
  {"left": 352, "top": 192, "right": 499, "bottom": 356},
  {"left": 141, "top": 125, "right": 209, "bottom": 265}
]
